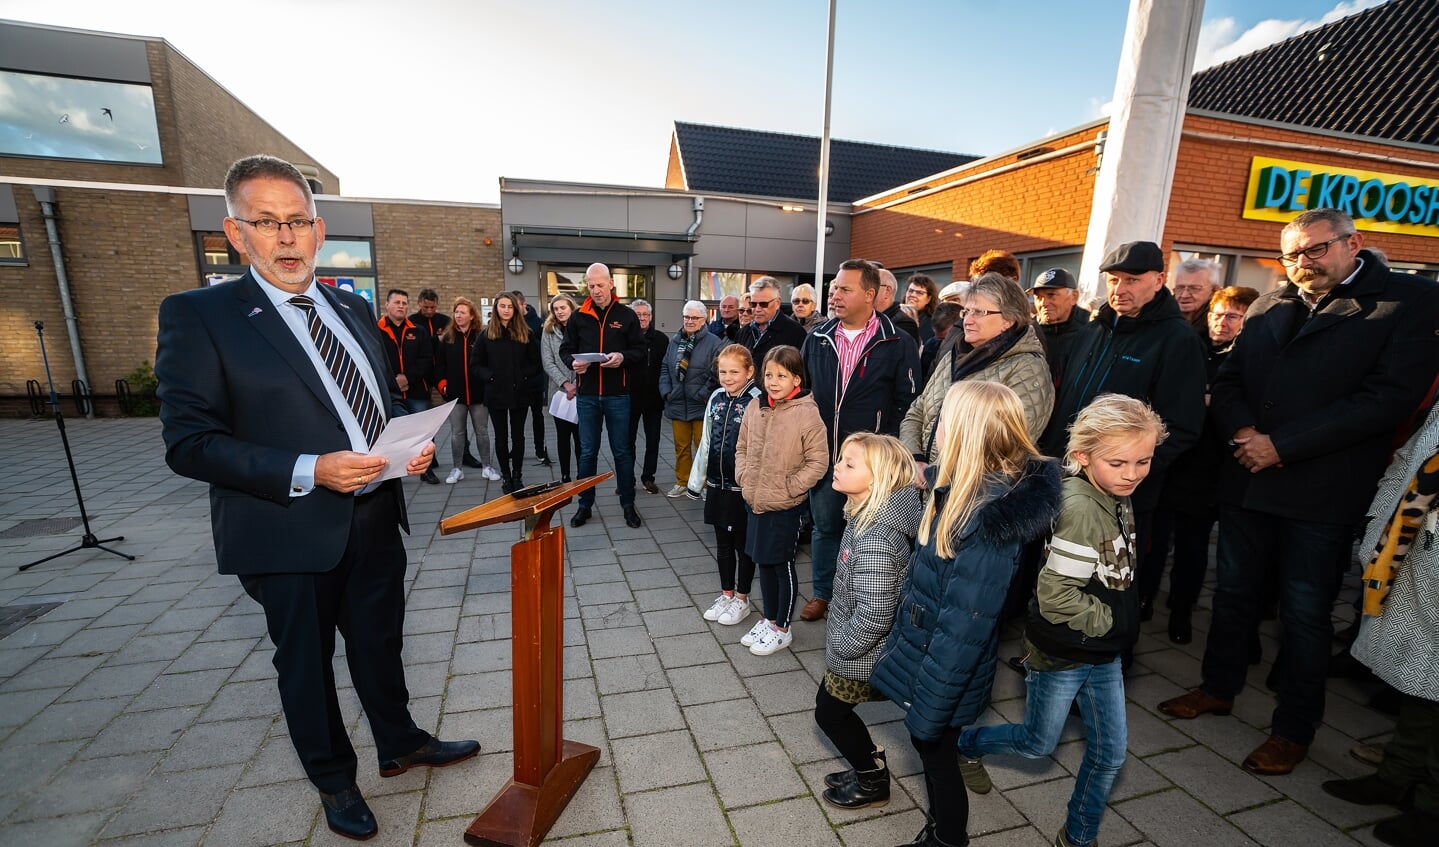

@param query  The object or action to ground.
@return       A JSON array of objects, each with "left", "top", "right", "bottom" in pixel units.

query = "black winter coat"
[
  {"left": 869, "top": 459, "right": 1063, "bottom": 741},
  {"left": 1039, "top": 287, "right": 1206, "bottom": 510},
  {"left": 738, "top": 311, "right": 809, "bottom": 373},
  {"left": 476, "top": 331, "right": 542, "bottom": 410},
  {"left": 435, "top": 326, "right": 484, "bottom": 405},
  {"left": 629, "top": 327, "right": 669, "bottom": 412},
  {"left": 559, "top": 298, "right": 645, "bottom": 396},
  {"left": 374, "top": 317, "right": 433, "bottom": 402},
  {"left": 1212, "top": 251, "right": 1439, "bottom": 525},
  {"left": 802, "top": 312, "right": 922, "bottom": 458}
]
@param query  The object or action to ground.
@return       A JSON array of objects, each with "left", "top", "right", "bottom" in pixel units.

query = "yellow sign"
[{"left": 1242, "top": 156, "right": 1439, "bottom": 238}]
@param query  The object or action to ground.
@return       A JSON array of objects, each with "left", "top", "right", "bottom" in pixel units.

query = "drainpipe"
[
  {"left": 32, "top": 186, "right": 93, "bottom": 418},
  {"left": 686, "top": 196, "right": 704, "bottom": 300}
]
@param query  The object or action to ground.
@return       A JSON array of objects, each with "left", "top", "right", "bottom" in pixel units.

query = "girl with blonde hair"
[{"left": 870, "top": 380, "right": 1062, "bottom": 847}]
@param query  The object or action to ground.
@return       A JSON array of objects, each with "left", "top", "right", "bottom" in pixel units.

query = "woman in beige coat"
[{"left": 900, "top": 272, "right": 1053, "bottom": 465}]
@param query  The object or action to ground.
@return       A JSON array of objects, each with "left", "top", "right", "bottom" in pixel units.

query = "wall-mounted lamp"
[
  {"left": 507, "top": 254, "right": 525, "bottom": 275},
  {"left": 781, "top": 204, "right": 805, "bottom": 212},
  {"left": 667, "top": 262, "right": 684, "bottom": 280},
  {"left": 824, "top": 220, "right": 835, "bottom": 237}
]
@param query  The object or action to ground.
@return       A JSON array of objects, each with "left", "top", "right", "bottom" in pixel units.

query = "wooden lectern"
[{"left": 439, "top": 474, "right": 612, "bottom": 847}]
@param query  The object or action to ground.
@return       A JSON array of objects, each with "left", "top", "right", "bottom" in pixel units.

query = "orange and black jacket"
[
  {"left": 374, "top": 316, "right": 433, "bottom": 401},
  {"left": 411, "top": 310, "right": 451, "bottom": 390},
  {"left": 435, "top": 326, "right": 483, "bottom": 405},
  {"left": 558, "top": 297, "right": 645, "bottom": 396}
]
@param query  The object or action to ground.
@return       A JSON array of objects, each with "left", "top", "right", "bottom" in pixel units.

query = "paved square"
[{"left": 0, "top": 417, "right": 1393, "bottom": 845}]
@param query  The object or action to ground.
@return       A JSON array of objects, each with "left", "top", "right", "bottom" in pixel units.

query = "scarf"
[
  {"left": 675, "top": 331, "right": 699, "bottom": 382},
  {"left": 1362, "top": 447, "right": 1439, "bottom": 615},
  {"left": 923, "top": 326, "right": 1026, "bottom": 455}
]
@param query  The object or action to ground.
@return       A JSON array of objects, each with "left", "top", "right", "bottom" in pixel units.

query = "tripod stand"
[{"left": 20, "top": 321, "right": 134, "bottom": 571}]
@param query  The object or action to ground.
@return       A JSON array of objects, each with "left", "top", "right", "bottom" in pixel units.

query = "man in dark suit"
[{"left": 155, "top": 155, "right": 478, "bottom": 842}]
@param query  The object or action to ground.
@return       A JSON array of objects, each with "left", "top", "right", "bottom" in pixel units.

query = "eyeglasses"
[
  {"left": 233, "top": 217, "right": 317, "bottom": 236},
  {"left": 1209, "top": 311, "right": 1246, "bottom": 322},
  {"left": 750, "top": 298, "right": 778, "bottom": 309},
  {"left": 738, "top": 308, "right": 753, "bottom": 315},
  {"left": 960, "top": 307, "right": 1002, "bottom": 319},
  {"left": 682, "top": 315, "right": 705, "bottom": 321},
  {"left": 791, "top": 298, "right": 814, "bottom": 305},
  {"left": 1276, "top": 234, "right": 1349, "bottom": 266}
]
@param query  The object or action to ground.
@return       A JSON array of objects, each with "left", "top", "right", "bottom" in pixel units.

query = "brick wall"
[
  {"left": 852, "top": 114, "right": 1439, "bottom": 274},
  {"left": 370, "top": 204, "right": 504, "bottom": 304}
]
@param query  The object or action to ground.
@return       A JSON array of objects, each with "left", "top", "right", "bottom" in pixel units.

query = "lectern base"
[{"left": 463, "top": 740, "right": 601, "bottom": 847}]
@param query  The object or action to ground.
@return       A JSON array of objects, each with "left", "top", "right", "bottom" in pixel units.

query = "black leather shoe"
[
  {"left": 1322, "top": 774, "right": 1410, "bottom": 808},
  {"left": 623, "top": 506, "right": 642, "bottom": 528},
  {"left": 421, "top": 468, "right": 440, "bottom": 485},
  {"left": 570, "top": 506, "right": 591, "bottom": 527},
  {"left": 535, "top": 454, "right": 552, "bottom": 467},
  {"left": 379, "top": 738, "right": 480, "bottom": 777},
  {"left": 822, "top": 763, "right": 889, "bottom": 809},
  {"left": 462, "top": 454, "right": 483, "bottom": 469},
  {"left": 320, "top": 785, "right": 377, "bottom": 841}
]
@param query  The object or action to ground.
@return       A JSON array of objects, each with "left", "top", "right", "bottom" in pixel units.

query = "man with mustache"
[{"left": 1160, "top": 208, "right": 1439, "bottom": 778}]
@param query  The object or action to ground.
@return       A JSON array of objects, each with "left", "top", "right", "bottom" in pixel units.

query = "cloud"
[
  {"left": 1194, "top": 0, "right": 1386, "bottom": 71},
  {"left": 1088, "top": 97, "right": 1114, "bottom": 120}
]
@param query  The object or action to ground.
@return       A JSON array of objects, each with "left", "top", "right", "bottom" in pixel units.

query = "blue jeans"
[
  {"left": 960, "top": 656, "right": 1126, "bottom": 847},
  {"left": 403, "top": 397, "right": 429, "bottom": 414},
  {"left": 576, "top": 394, "right": 635, "bottom": 508},
  {"left": 1200, "top": 504, "right": 1351, "bottom": 745},
  {"left": 808, "top": 470, "right": 845, "bottom": 601}
]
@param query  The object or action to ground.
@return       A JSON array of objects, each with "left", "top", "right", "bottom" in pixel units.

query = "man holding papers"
[{"left": 154, "top": 155, "right": 478, "bottom": 842}]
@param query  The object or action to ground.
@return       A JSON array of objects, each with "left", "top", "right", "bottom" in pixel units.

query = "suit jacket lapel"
[
  {"left": 316, "top": 283, "right": 396, "bottom": 421},
  {"left": 235, "top": 272, "right": 343, "bottom": 424}
]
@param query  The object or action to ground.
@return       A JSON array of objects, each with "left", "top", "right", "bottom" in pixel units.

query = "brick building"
[
  {"left": 1, "top": 21, "right": 502, "bottom": 415},
  {"left": 851, "top": 0, "right": 1439, "bottom": 290}
]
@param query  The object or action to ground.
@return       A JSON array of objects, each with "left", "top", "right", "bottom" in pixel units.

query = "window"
[
  {"left": 0, "top": 70, "right": 163, "bottom": 165},
  {"left": 545, "top": 266, "right": 650, "bottom": 302},
  {"left": 1018, "top": 250, "right": 1081, "bottom": 288},
  {"left": 896, "top": 264, "right": 952, "bottom": 288},
  {"left": 0, "top": 223, "right": 25, "bottom": 264},
  {"left": 697, "top": 270, "right": 795, "bottom": 301},
  {"left": 195, "top": 233, "right": 380, "bottom": 313}
]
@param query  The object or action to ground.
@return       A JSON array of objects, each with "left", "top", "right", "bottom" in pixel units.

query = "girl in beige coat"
[{"left": 736, "top": 345, "right": 830, "bottom": 656}]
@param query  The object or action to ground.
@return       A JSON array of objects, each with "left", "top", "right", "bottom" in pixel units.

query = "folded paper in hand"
[
  {"left": 372, "top": 399, "right": 457, "bottom": 481},
  {"left": 549, "top": 390, "right": 578, "bottom": 424},
  {"left": 570, "top": 352, "right": 610, "bottom": 363}
]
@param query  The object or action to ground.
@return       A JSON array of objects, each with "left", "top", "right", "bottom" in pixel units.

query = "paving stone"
[
  {"left": 723, "top": 641, "right": 804, "bottom": 677},
  {"left": 683, "top": 698, "right": 777, "bottom": 752},
  {"left": 159, "top": 716, "right": 272, "bottom": 772},
  {"left": 746, "top": 668, "right": 820, "bottom": 716},
  {"left": 706, "top": 740, "right": 809, "bottom": 809},
  {"left": 571, "top": 561, "right": 624, "bottom": 581},
  {"left": 196, "top": 679, "right": 282, "bottom": 723},
  {"left": 166, "top": 637, "right": 259, "bottom": 673},
  {"left": 729, "top": 795, "right": 841, "bottom": 847},
  {"left": 235, "top": 734, "right": 306, "bottom": 789},
  {"left": 82, "top": 706, "right": 200, "bottom": 758},
  {"left": 632, "top": 586, "right": 693, "bottom": 612},
  {"left": 92, "top": 601, "right": 174, "bottom": 628},
  {"left": 40, "top": 595, "right": 123, "bottom": 621},
  {"left": 438, "top": 706, "right": 514, "bottom": 753},
  {"left": 581, "top": 601, "right": 645, "bottom": 630},
  {"left": 798, "top": 758, "right": 919, "bottom": 825},
  {"left": 105, "top": 632, "right": 198, "bottom": 667},
  {"left": 1230, "top": 798, "right": 1354, "bottom": 847},
  {"left": 0, "top": 686, "right": 65, "bottom": 728},
  {"left": 46, "top": 623, "right": 145, "bottom": 659},
  {"left": 444, "top": 670, "right": 512, "bottom": 711},
  {"left": 100, "top": 763, "right": 244, "bottom": 838},
  {"left": 1114, "top": 787, "right": 1260, "bottom": 847},
  {"left": 611, "top": 729, "right": 706, "bottom": 793},
  {"left": 625, "top": 568, "right": 681, "bottom": 590},
  {"left": 127, "top": 668, "right": 230, "bottom": 711},
  {"left": 653, "top": 632, "right": 726, "bottom": 668},
  {"left": 2, "top": 613, "right": 91, "bottom": 648},
  {"left": 1146, "top": 745, "right": 1280, "bottom": 813},
  {"left": 548, "top": 765, "right": 627, "bottom": 837},
  {"left": 1005, "top": 776, "right": 1142, "bottom": 846},
  {"left": 624, "top": 781, "right": 732, "bottom": 847},
  {"left": 0, "top": 812, "right": 110, "bottom": 846},
  {"left": 769, "top": 710, "right": 845, "bottom": 765},
  {"left": 11, "top": 750, "right": 161, "bottom": 820},
  {"left": 1052, "top": 739, "right": 1172, "bottom": 802},
  {"left": 3, "top": 653, "right": 106, "bottom": 691},
  {"left": 450, "top": 640, "right": 512, "bottom": 674},
  {"left": 601, "top": 688, "right": 685, "bottom": 738},
  {"left": 202, "top": 779, "right": 318, "bottom": 847},
  {"left": 420, "top": 749, "right": 511, "bottom": 820},
  {"left": 0, "top": 739, "right": 86, "bottom": 821},
  {"left": 18, "top": 694, "right": 128, "bottom": 743},
  {"left": 593, "top": 653, "right": 668, "bottom": 695},
  {"left": 586, "top": 626, "right": 656, "bottom": 660},
  {"left": 642, "top": 606, "right": 711, "bottom": 638},
  {"left": 668, "top": 661, "right": 747, "bottom": 706}
]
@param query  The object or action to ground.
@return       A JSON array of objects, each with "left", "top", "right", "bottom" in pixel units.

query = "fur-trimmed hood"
[{"left": 923, "top": 457, "right": 1062, "bottom": 546}]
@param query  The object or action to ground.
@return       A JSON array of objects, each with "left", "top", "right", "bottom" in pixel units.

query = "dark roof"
[
  {"left": 672, "top": 121, "right": 977, "bottom": 203},
  {"left": 1188, "top": 0, "right": 1439, "bottom": 147}
]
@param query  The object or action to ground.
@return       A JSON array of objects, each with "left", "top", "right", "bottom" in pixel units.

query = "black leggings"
[
  {"left": 912, "top": 726, "right": 970, "bottom": 845},
  {"left": 554, "top": 418, "right": 580, "bottom": 479},
  {"left": 529, "top": 395, "right": 547, "bottom": 458},
  {"left": 756, "top": 561, "right": 797, "bottom": 628},
  {"left": 814, "top": 682, "right": 877, "bottom": 771},
  {"left": 715, "top": 521, "right": 755, "bottom": 595},
  {"left": 491, "top": 406, "right": 529, "bottom": 479}
]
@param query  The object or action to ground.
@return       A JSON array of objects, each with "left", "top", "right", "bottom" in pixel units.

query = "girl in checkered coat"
[{"left": 813, "top": 432, "right": 922, "bottom": 810}]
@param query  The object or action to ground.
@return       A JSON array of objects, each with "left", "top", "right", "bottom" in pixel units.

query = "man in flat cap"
[
  {"left": 1035, "top": 241, "right": 1207, "bottom": 648},
  {"left": 1029, "top": 267, "right": 1090, "bottom": 386}
]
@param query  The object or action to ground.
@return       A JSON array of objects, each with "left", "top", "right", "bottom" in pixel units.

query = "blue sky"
[{"left": 0, "top": 0, "right": 1386, "bottom": 202}]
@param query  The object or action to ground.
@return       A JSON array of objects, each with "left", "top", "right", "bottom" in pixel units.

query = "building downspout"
[
  {"left": 33, "top": 186, "right": 93, "bottom": 418},
  {"left": 686, "top": 196, "right": 704, "bottom": 300}
]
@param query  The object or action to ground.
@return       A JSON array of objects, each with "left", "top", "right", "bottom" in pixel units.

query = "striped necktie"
[{"left": 288, "top": 295, "right": 384, "bottom": 446}]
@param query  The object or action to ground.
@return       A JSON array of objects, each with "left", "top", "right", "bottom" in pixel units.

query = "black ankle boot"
[
  {"left": 501, "top": 476, "right": 515, "bottom": 494},
  {"left": 822, "top": 763, "right": 889, "bottom": 809},
  {"left": 825, "top": 747, "right": 885, "bottom": 788}
]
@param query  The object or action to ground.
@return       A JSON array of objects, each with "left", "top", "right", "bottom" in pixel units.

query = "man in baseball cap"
[{"left": 1029, "top": 267, "right": 1089, "bottom": 384}]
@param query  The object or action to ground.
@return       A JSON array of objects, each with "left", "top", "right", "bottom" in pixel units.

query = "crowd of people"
[{"left": 156, "top": 153, "right": 1439, "bottom": 847}]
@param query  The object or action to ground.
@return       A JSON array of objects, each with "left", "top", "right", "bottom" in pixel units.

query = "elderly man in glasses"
[
  {"left": 739, "top": 276, "right": 808, "bottom": 368},
  {"left": 1160, "top": 208, "right": 1439, "bottom": 778},
  {"left": 790, "top": 283, "right": 823, "bottom": 331}
]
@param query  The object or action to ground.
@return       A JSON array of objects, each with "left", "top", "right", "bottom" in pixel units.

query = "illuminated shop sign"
[{"left": 1243, "top": 156, "right": 1439, "bottom": 238}]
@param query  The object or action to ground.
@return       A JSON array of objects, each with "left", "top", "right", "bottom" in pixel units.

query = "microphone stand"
[{"left": 20, "top": 321, "right": 134, "bottom": 571}]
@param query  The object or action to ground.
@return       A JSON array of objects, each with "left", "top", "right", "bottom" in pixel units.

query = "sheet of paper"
[
  {"left": 372, "top": 399, "right": 457, "bottom": 481},
  {"left": 570, "top": 352, "right": 610, "bottom": 363},
  {"left": 548, "top": 390, "right": 578, "bottom": 424}
]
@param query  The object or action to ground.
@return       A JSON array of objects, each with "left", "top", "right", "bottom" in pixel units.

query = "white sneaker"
[
  {"left": 481, "top": 465, "right": 502, "bottom": 481},
  {"left": 445, "top": 467, "right": 464, "bottom": 484},
  {"left": 749, "top": 626, "right": 793, "bottom": 656},
  {"left": 740, "top": 618, "right": 771, "bottom": 647},
  {"left": 718, "top": 596, "right": 751, "bottom": 626},
  {"left": 666, "top": 485, "right": 687, "bottom": 498},
  {"left": 702, "top": 594, "right": 732, "bottom": 622}
]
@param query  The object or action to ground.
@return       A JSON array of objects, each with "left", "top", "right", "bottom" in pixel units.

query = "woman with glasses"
[
  {"left": 905, "top": 274, "right": 941, "bottom": 343},
  {"left": 790, "top": 283, "right": 823, "bottom": 332},
  {"left": 900, "top": 272, "right": 1054, "bottom": 468},
  {"left": 659, "top": 301, "right": 723, "bottom": 498}
]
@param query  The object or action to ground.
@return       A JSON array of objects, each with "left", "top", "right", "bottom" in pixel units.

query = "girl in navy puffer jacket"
[{"left": 869, "top": 380, "right": 1062, "bottom": 847}]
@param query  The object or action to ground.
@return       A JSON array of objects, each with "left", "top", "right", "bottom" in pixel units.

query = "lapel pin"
[{"left": 247, "top": 307, "right": 263, "bottom": 318}]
